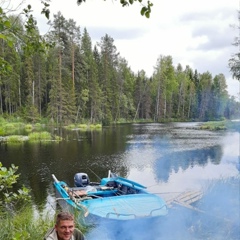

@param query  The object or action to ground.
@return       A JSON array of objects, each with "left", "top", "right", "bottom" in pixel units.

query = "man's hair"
[{"left": 56, "top": 212, "right": 74, "bottom": 225}]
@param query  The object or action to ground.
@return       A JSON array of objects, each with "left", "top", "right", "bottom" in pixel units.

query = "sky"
[{"left": 8, "top": 0, "right": 240, "bottom": 98}]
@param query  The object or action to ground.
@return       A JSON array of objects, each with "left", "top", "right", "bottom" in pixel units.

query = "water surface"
[{"left": 0, "top": 122, "right": 239, "bottom": 239}]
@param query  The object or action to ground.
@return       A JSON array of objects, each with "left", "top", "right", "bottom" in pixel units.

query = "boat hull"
[{"left": 53, "top": 174, "right": 168, "bottom": 224}]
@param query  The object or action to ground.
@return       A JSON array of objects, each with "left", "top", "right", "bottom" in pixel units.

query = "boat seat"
[{"left": 67, "top": 188, "right": 87, "bottom": 198}]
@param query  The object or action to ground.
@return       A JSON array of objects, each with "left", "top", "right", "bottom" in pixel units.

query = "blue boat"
[{"left": 52, "top": 171, "right": 168, "bottom": 223}]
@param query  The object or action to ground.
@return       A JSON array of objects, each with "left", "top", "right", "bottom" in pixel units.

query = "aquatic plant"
[
  {"left": 28, "top": 131, "right": 52, "bottom": 141},
  {"left": 89, "top": 124, "right": 102, "bottom": 129},
  {"left": 200, "top": 121, "right": 227, "bottom": 130},
  {"left": 25, "top": 124, "right": 33, "bottom": 131},
  {"left": 0, "top": 127, "right": 5, "bottom": 136},
  {"left": 65, "top": 124, "right": 76, "bottom": 129},
  {"left": 6, "top": 135, "right": 28, "bottom": 143},
  {"left": 78, "top": 124, "right": 88, "bottom": 129}
]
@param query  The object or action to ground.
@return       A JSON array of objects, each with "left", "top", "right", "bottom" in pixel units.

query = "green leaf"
[
  {"left": 4, "top": 20, "right": 11, "bottom": 28},
  {"left": 141, "top": 7, "right": 147, "bottom": 16},
  {"left": 145, "top": 11, "right": 150, "bottom": 18}
]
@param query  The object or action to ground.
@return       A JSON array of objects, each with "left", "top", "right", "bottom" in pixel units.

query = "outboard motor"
[{"left": 74, "top": 173, "right": 90, "bottom": 187}]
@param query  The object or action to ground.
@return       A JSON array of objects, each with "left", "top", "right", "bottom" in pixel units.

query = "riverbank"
[{"left": 199, "top": 120, "right": 240, "bottom": 131}]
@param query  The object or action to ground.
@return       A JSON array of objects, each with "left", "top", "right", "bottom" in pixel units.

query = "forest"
[{"left": 0, "top": 4, "right": 240, "bottom": 125}]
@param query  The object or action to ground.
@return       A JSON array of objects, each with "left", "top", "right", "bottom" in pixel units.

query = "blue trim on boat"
[{"left": 52, "top": 173, "right": 168, "bottom": 222}]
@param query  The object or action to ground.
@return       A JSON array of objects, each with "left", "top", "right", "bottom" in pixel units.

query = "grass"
[
  {"left": 28, "top": 131, "right": 62, "bottom": 142},
  {"left": 65, "top": 123, "right": 103, "bottom": 130},
  {"left": 200, "top": 120, "right": 240, "bottom": 131},
  {"left": 25, "top": 124, "right": 33, "bottom": 131},
  {"left": 0, "top": 205, "right": 90, "bottom": 240},
  {"left": 0, "top": 206, "right": 55, "bottom": 240},
  {"left": 6, "top": 135, "right": 28, "bottom": 143},
  {"left": 89, "top": 124, "right": 102, "bottom": 129},
  {"left": 28, "top": 131, "right": 52, "bottom": 141},
  {"left": 199, "top": 121, "right": 227, "bottom": 130}
]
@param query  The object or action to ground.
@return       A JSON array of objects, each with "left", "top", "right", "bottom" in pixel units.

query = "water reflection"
[{"left": 0, "top": 123, "right": 239, "bottom": 217}]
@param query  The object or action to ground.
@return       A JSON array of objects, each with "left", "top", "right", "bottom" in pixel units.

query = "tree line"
[{"left": 0, "top": 7, "right": 239, "bottom": 125}]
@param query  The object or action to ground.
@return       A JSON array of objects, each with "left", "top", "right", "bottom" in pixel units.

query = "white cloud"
[{"left": 9, "top": 0, "right": 240, "bottom": 97}]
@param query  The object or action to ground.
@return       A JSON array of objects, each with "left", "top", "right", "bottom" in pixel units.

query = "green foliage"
[
  {"left": 0, "top": 162, "right": 31, "bottom": 210},
  {"left": 199, "top": 121, "right": 227, "bottom": 130},
  {"left": 25, "top": 124, "right": 33, "bottom": 130},
  {"left": 200, "top": 120, "right": 240, "bottom": 131},
  {"left": 28, "top": 131, "right": 52, "bottom": 141},
  {"left": 0, "top": 161, "right": 54, "bottom": 240},
  {"left": 6, "top": 135, "right": 28, "bottom": 143},
  {"left": 78, "top": 124, "right": 88, "bottom": 129},
  {"left": 65, "top": 124, "right": 76, "bottom": 129},
  {"left": 41, "top": 0, "right": 51, "bottom": 19},
  {"left": 77, "top": 0, "right": 153, "bottom": 18},
  {"left": 0, "top": 205, "right": 55, "bottom": 240}
]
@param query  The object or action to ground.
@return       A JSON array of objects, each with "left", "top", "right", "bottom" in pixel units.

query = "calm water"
[{"left": 0, "top": 122, "right": 239, "bottom": 239}]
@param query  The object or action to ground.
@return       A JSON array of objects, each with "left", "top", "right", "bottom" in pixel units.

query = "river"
[{"left": 0, "top": 122, "right": 239, "bottom": 239}]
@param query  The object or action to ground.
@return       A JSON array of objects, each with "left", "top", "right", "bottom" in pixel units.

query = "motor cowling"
[{"left": 74, "top": 173, "right": 90, "bottom": 187}]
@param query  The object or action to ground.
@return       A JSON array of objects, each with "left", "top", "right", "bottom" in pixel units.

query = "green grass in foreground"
[
  {"left": 0, "top": 206, "right": 54, "bottom": 240},
  {"left": 0, "top": 206, "right": 90, "bottom": 240}
]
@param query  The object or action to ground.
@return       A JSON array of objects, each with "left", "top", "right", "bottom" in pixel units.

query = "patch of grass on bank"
[
  {"left": 89, "top": 124, "right": 102, "bottom": 129},
  {"left": 28, "top": 131, "right": 62, "bottom": 142},
  {"left": 65, "top": 123, "right": 102, "bottom": 131},
  {"left": 29, "top": 131, "right": 52, "bottom": 141},
  {"left": 199, "top": 121, "right": 227, "bottom": 130},
  {"left": 25, "top": 124, "right": 33, "bottom": 131},
  {"left": 6, "top": 135, "right": 28, "bottom": 143},
  {"left": 65, "top": 124, "right": 76, "bottom": 130},
  {"left": 78, "top": 124, "right": 88, "bottom": 129}
]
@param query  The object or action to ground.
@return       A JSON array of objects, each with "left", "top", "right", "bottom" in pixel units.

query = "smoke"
[{"left": 85, "top": 176, "right": 239, "bottom": 240}]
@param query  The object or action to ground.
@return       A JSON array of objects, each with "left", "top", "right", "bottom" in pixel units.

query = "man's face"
[{"left": 55, "top": 220, "right": 74, "bottom": 240}]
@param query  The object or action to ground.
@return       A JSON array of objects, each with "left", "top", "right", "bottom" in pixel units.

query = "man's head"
[{"left": 55, "top": 212, "right": 75, "bottom": 240}]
